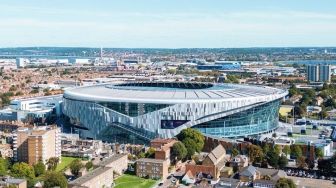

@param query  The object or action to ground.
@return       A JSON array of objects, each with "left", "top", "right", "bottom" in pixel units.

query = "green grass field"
[
  {"left": 114, "top": 174, "right": 157, "bottom": 188},
  {"left": 56, "top": 156, "right": 78, "bottom": 172}
]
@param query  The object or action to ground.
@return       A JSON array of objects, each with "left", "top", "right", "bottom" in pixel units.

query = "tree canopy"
[
  {"left": 43, "top": 171, "right": 68, "bottom": 188},
  {"left": 33, "top": 161, "right": 46, "bottom": 177},
  {"left": 171, "top": 141, "right": 187, "bottom": 162},
  {"left": 70, "top": 159, "right": 83, "bottom": 177},
  {"left": 176, "top": 128, "right": 204, "bottom": 158},
  {"left": 248, "top": 145, "right": 264, "bottom": 164}
]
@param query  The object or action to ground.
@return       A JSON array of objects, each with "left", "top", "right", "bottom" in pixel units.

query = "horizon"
[{"left": 1, "top": 0, "right": 336, "bottom": 48}]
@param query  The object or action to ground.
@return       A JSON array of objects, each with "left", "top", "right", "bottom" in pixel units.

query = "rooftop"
[
  {"left": 97, "top": 154, "right": 127, "bottom": 167},
  {"left": 64, "top": 82, "right": 287, "bottom": 104},
  {"left": 137, "top": 158, "right": 166, "bottom": 163},
  {"left": 69, "top": 167, "right": 112, "bottom": 185}
]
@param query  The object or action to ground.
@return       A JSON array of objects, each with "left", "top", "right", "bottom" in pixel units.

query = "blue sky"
[{"left": 0, "top": 0, "right": 336, "bottom": 48}]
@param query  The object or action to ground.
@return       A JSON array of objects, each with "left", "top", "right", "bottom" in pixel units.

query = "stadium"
[{"left": 63, "top": 82, "right": 288, "bottom": 144}]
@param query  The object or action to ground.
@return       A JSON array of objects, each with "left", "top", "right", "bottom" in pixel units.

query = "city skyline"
[{"left": 0, "top": 0, "right": 336, "bottom": 48}]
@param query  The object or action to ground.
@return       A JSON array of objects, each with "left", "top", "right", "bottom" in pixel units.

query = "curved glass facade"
[
  {"left": 193, "top": 99, "right": 281, "bottom": 138},
  {"left": 98, "top": 102, "right": 170, "bottom": 117}
]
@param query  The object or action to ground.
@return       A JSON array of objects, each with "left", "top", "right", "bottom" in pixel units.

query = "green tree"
[
  {"left": 231, "top": 148, "right": 239, "bottom": 157},
  {"left": 47, "top": 157, "right": 59, "bottom": 171},
  {"left": 288, "top": 85, "right": 300, "bottom": 97},
  {"left": 137, "top": 152, "right": 145, "bottom": 159},
  {"left": 33, "top": 161, "right": 46, "bottom": 177},
  {"left": 0, "top": 158, "right": 10, "bottom": 176},
  {"left": 11, "top": 162, "right": 35, "bottom": 179},
  {"left": 275, "top": 178, "right": 296, "bottom": 188},
  {"left": 262, "top": 144, "right": 270, "bottom": 154},
  {"left": 43, "top": 171, "right": 68, "bottom": 188},
  {"left": 274, "top": 145, "right": 282, "bottom": 156},
  {"left": 291, "top": 145, "right": 302, "bottom": 158},
  {"left": 267, "top": 149, "right": 279, "bottom": 168},
  {"left": 278, "top": 155, "right": 288, "bottom": 169},
  {"left": 177, "top": 128, "right": 204, "bottom": 158},
  {"left": 85, "top": 161, "right": 93, "bottom": 170},
  {"left": 248, "top": 145, "right": 264, "bottom": 164},
  {"left": 145, "top": 147, "right": 156, "bottom": 158},
  {"left": 315, "top": 147, "right": 324, "bottom": 159},
  {"left": 11, "top": 162, "right": 37, "bottom": 187},
  {"left": 283, "top": 145, "right": 291, "bottom": 156},
  {"left": 171, "top": 142, "right": 187, "bottom": 162},
  {"left": 70, "top": 159, "right": 83, "bottom": 177},
  {"left": 183, "top": 138, "right": 197, "bottom": 158}
]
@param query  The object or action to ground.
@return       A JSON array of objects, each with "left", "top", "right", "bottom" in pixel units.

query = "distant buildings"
[
  {"left": 0, "top": 95, "right": 63, "bottom": 123},
  {"left": 16, "top": 58, "right": 29, "bottom": 68},
  {"left": 306, "top": 64, "right": 331, "bottom": 83},
  {"left": 197, "top": 61, "right": 241, "bottom": 71},
  {"left": 13, "top": 126, "right": 61, "bottom": 165}
]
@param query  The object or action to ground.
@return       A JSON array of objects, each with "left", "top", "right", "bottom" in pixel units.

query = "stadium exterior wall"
[{"left": 62, "top": 83, "right": 288, "bottom": 144}]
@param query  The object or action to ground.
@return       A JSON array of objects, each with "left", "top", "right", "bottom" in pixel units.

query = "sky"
[{"left": 0, "top": 0, "right": 336, "bottom": 48}]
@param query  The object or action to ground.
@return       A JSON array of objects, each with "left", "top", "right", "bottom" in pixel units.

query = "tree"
[
  {"left": 248, "top": 145, "right": 264, "bottom": 164},
  {"left": 85, "top": 161, "right": 93, "bottom": 170},
  {"left": 288, "top": 85, "right": 300, "bottom": 97},
  {"left": 70, "top": 159, "right": 83, "bottom": 177},
  {"left": 145, "top": 147, "right": 156, "bottom": 158},
  {"left": 177, "top": 128, "right": 204, "bottom": 158},
  {"left": 11, "top": 162, "right": 35, "bottom": 179},
  {"left": 296, "top": 156, "right": 307, "bottom": 169},
  {"left": 231, "top": 148, "right": 239, "bottom": 157},
  {"left": 183, "top": 138, "right": 197, "bottom": 159},
  {"left": 315, "top": 147, "right": 324, "bottom": 159},
  {"left": 0, "top": 158, "right": 10, "bottom": 176},
  {"left": 291, "top": 145, "right": 302, "bottom": 159},
  {"left": 43, "top": 171, "right": 68, "bottom": 188},
  {"left": 171, "top": 142, "right": 187, "bottom": 162},
  {"left": 278, "top": 155, "right": 288, "bottom": 169},
  {"left": 275, "top": 178, "right": 296, "bottom": 188},
  {"left": 137, "top": 152, "right": 145, "bottom": 159},
  {"left": 47, "top": 157, "right": 59, "bottom": 171},
  {"left": 262, "top": 144, "right": 270, "bottom": 154},
  {"left": 33, "top": 161, "right": 46, "bottom": 177},
  {"left": 267, "top": 149, "right": 279, "bottom": 168},
  {"left": 283, "top": 145, "right": 290, "bottom": 156},
  {"left": 274, "top": 145, "right": 282, "bottom": 156}
]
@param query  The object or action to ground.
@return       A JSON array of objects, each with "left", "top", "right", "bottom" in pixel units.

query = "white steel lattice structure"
[{"left": 63, "top": 82, "right": 288, "bottom": 144}]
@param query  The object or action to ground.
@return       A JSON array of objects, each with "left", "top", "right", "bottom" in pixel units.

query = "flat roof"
[
  {"left": 97, "top": 154, "right": 127, "bottom": 167},
  {"left": 64, "top": 82, "right": 287, "bottom": 104},
  {"left": 137, "top": 158, "right": 166, "bottom": 163},
  {"left": 69, "top": 167, "right": 112, "bottom": 185}
]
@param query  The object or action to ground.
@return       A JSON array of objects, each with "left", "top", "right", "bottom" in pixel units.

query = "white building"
[{"left": 16, "top": 58, "right": 30, "bottom": 68}]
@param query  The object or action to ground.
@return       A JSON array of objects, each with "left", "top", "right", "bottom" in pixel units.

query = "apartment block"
[
  {"left": 68, "top": 167, "right": 114, "bottom": 188},
  {"left": 136, "top": 158, "right": 168, "bottom": 179},
  {"left": 13, "top": 126, "right": 61, "bottom": 165},
  {"left": 97, "top": 154, "right": 128, "bottom": 175},
  {"left": 150, "top": 138, "right": 177, "bottom": 163}
]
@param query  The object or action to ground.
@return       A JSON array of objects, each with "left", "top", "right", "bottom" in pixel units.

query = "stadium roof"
[{"left": 63, "top": 82, "right": 287, "bottom": 104}]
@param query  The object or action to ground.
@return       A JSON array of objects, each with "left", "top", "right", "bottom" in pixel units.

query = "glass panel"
[{"left": 193, "top": 99, "right": 281, "bottom": 138}]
